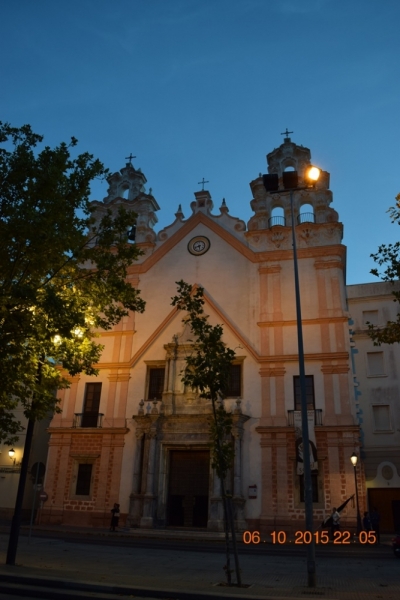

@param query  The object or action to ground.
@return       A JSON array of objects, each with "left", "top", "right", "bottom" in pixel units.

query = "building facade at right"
[{"left": 348, "top": 282, "right": 400, "bottom": 532}]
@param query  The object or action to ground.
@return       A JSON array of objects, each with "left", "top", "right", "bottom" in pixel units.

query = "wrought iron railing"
[
  {"left": 297, "top": 212, "right": 315, "bottom": 224},
  {"left": 73, "top": 412, "right": 104, "bottom": 428},
  {"left": 268, "top": 215, "right": 286, "bottom": 228},
  {"left": 287, "top": 409, "right": 323, "bottom": 427}
]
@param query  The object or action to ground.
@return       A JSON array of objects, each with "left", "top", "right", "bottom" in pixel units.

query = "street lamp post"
[
  {"left": 350, "top": 452, "right": 362, "bottom": 534},
  {"left": 263, "top": 166, "right": 320, "bottom": 588}
]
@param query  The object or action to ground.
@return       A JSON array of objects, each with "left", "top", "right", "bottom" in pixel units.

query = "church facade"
[{"left": 41, "top": 136, "right": 367, "bottom": 533}]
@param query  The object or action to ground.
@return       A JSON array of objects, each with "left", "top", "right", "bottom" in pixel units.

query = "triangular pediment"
[
  {"left": 128, "top": 284, "right": 259, "bottom": 368},
  {"left": 129, "top": 212, "right": 256, "bottom": 274}
]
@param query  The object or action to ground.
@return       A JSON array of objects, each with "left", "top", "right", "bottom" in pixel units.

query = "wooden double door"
[
  {"left": 368, "top": 488, "right": 400, "bottom": 532},
  {"left": 167, "top": 450, "right": 210, "bottom": 528}
]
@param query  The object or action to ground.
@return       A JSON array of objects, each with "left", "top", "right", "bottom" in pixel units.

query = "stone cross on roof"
[
  {"left": 198, "top": 177, "right": 209, "bottom": 190},
  {"left": 280, "top": 128, "right": 293, "bottom": 139},
  {"left": 125, "top": 153, "right": 136, "bottom": 165}
]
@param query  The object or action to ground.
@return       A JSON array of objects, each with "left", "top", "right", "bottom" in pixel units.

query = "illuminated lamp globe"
[
  {"left": 306, "top": 166, "right": 321, "bottom": 183},
  {"left": 8, "top": 448, "right": 15, "bottom": 459},
  {"left": 350, "top": 452, "right": 358, "bottom": 467}
]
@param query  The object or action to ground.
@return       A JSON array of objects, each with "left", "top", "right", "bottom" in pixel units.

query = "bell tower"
[
  {"left": 247, "top": 135, "right": 340, "bottom": 250},
  {"left": 91, "top": 157, "right": 160, "bottom": 247}
]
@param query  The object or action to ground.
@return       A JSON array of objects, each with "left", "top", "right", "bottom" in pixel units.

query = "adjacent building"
[{"left": 347, "top": 282, "right": 400, "bottom": 532}]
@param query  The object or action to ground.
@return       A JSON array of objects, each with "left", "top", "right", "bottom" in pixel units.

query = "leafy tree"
[
  {"left": 0, "top": 122, "right": 145, "bottom": 444},
  {"left": 0, "top": 122, "right": 145, "bottom": 566},
  {"left": 368, "top": 193, "right": 400, "bottom": 344},
  {"left": 171, "top": 280, "right": 241, "bottom": 586}
]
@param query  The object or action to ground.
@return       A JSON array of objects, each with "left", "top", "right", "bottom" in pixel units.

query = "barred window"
[
  {"left": 293, "top": 375, "right": 315, "bottom": 410},
  {"left": 82, "top": 383, "right": 102, "bottom": 427},
  {"left": 76, "top": 463, "right": 93, "bottom": 496},
  {"left": 226, "top": 364, "right": 242, "bottom": 397},
  {"left": 148, "top": 367, "right": 165, "bottom": 400}
]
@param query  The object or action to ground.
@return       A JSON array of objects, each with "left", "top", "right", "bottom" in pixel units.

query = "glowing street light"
[
  {"left": 263, "top": 163, "right": 321, "bottom": 588},
  {"left": 350, "top": 452, "right": 362, "bottom": 534}
]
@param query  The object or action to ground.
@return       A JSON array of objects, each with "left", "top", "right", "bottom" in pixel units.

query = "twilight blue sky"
[{"left": 1, "top": 0, "right": 399, "bottom": 285}]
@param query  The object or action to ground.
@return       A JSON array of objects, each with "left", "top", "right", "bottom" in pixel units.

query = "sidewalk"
[{"left": 0, "top": 526, "right": 398, "bottom": 600}]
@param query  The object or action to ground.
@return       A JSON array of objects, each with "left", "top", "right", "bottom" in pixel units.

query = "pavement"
[{"left": 0, "top": 524, "right": 399, "bottom": 600}]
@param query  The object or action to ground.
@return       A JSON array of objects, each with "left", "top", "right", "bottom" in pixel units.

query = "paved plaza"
[{"left": 0, "top": 527, "right": 399, "bottom": 600}]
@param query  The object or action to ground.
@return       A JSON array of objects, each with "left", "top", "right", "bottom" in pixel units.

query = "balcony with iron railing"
[
  {"left": 73, "top": 412, "right": 104, "bottom": 428},
  {"left": 297, "top": 212, "right": 315, "bottom": 224},
  {"left": 268, "top": 215, "right": 286, "bottom": 228},
  {"left": 268, "top": 212, "right": 316, "bottom": 229},
  {"left": 287, "top": 409, "right": 323, "bottom": 427}
]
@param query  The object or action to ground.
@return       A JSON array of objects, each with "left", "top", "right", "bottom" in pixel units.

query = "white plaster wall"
[{"left": 347, "top": 283, "right": 400, "bottom": 477}]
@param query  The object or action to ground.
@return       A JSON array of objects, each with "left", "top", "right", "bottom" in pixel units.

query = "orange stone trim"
[
  {"left": 100, "top": 331, "right": 136, "bottom": 337},
  {"left": 259, "top": 265, "right": 281, "bottom": 274},
  {"left": 314, "top": 259, "right": 344, "bottom": 270},
  {"left": 107, "top": 372, "right": 131, "bottom": 382},
  {"left": 257, "top": 316, "right": 348, "bottom": 327},
  {"left": 321, "top": 365, "right": 349, "bottom": 374},
  {"left": 47, "top": 427, "right": 129, "bottom": 436},
  {"left": 69, "top": 452, "right": 101, "bottom": 458},
  {"left": 259, "top": 367, "right": 286, "bottom": 377},
  {"left": 259, "top": 351, "right": 349, "bottom": 364}
]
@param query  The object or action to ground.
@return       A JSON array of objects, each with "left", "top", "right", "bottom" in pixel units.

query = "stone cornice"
[
  {"left": 258, "top": 351, "right": 349, "bottom": 364},
  {"left": 86, "top": 350, "right": 351, "bottom": 372},
  {"left": 107, "top": 372, "right": 131, "bottom": 382},
  {"left": 47, "top": 427, "right": 129, "bottom": 436},
  {"left": 257, "top": 316, "right": 348, "bottom": 327}
]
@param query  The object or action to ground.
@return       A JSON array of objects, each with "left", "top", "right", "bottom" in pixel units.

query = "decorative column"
[
  {"left": 232, "top": 404, "right": 250, "bottom": 531},
  {"left": 128, "top": 429, "right": 145, "bottom": 527},
  {"left": 140, "top": 428, "right": 157, "bottom": 528}
]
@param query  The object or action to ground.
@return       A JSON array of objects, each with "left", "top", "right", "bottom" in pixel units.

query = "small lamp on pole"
[{"left": 350, "top": 452, "right": 362, "bottom": 534}]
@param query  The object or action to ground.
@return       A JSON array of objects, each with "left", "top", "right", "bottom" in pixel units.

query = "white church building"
[{"left": 33, "top": 135, "right": 399, "bottom": 533}]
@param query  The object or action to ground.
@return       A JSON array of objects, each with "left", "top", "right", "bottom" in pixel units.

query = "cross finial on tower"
[
  {"left": 125, "top": 153, "right": 136, "bottom": 165},
  {"left": 280, "top": 128, "right": 293, "bottom": 140},
  {"left": 198, "top": 177, "right": 209, "bottom": 191}
]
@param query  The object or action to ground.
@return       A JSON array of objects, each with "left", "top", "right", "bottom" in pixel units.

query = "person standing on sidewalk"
[
  {"left": 331, "top": 507, "right": 340, "bottom": 539},
  {"left": 363, "top": 512, "right": 372, "bottom": 531},
  {"left": 110, "top": 503, "right": 120, "bottom": 532},
  {"left": 370, "top": 507, "right": 381, "bottom": 543}
]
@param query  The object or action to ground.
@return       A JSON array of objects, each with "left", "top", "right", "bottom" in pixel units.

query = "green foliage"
[
  {"left": 368, "top": 193, "right": 400, "bottom": 345},
  {"left": 0, "top": 122, "right": 145, "bottom": 443},
  {"left": 171, "top": 280, "right": 235, "bottom": 480}
]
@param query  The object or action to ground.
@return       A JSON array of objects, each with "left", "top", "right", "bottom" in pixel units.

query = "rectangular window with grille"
[
  {"left": 76, "top": 463, "right": 93, "bottom": 496},
  {"left": 148, "top": 367, "right": 165, "bottom": 400},
  {"left": 293, "top": 375, "right": 315, "bottom": 410},
  {"left": 226, "top": 364, "right": 242, "bottom": 397},
  {"left": 82, "top": 382, "right": 102, "bottom": 427}
]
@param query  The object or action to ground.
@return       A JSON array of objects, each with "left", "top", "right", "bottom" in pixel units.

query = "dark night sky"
[{"left": 2, "top": 0, "right": 400, "bottom": 284}]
